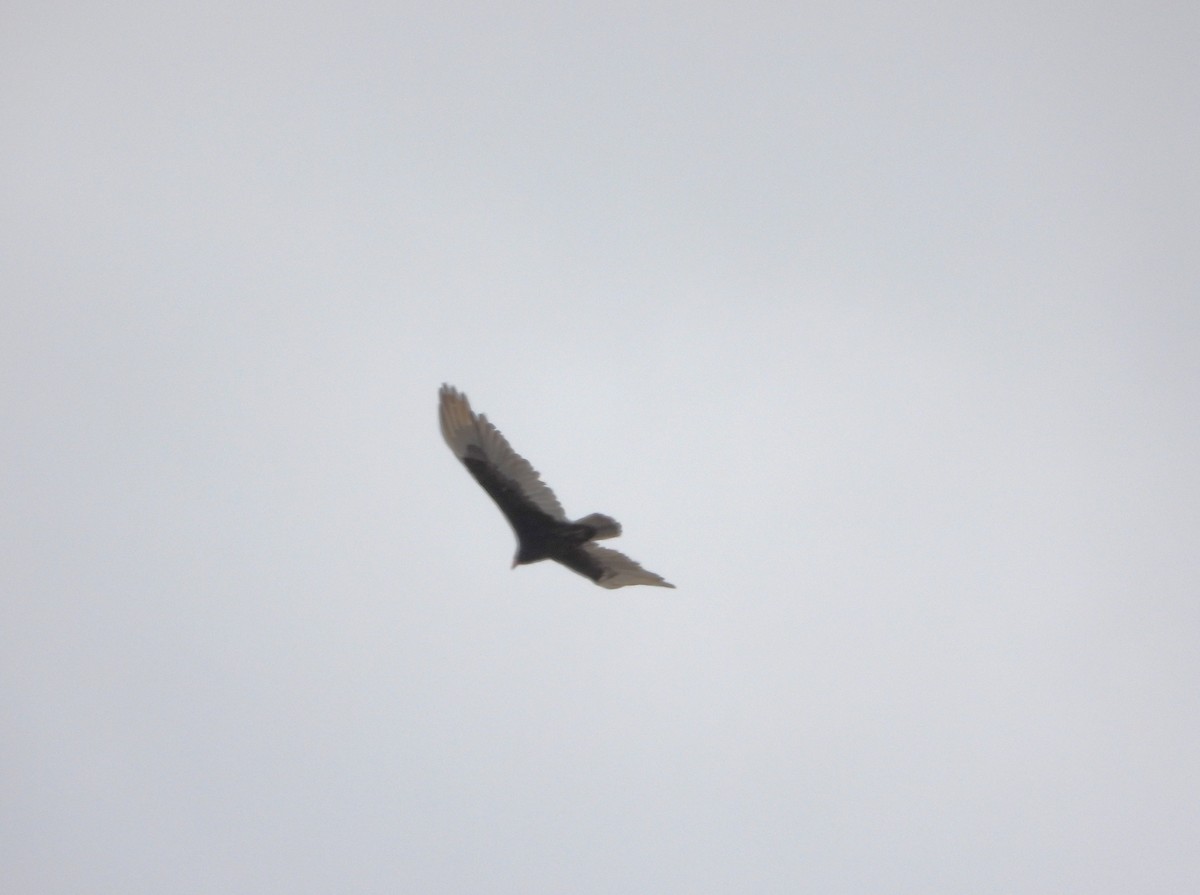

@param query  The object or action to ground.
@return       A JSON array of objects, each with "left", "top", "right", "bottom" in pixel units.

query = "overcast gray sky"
[{"left": 3, "top": 2, "right": 1198, "bottom": 892}]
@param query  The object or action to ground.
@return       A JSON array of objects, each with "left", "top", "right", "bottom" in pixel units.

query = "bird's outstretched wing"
[
  {"left": 558, "top": 543, "right": 675, "bottom": 589},
  {"left": 438, "top": 384, "right": 567, "bottom": 521}
]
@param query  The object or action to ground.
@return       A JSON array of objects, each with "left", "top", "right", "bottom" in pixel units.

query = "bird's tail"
[{"left": 575, "top": 512, "right": 621, "bottom": 540}]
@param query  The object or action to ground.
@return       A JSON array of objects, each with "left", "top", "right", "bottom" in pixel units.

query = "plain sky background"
[{"left": 3, "top": 2, "right": 1198, "bottom": 892}]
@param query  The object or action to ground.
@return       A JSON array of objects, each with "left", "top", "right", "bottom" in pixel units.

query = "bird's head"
[{"left": 512, "top": 542, "right": 543, "bottom": 568}]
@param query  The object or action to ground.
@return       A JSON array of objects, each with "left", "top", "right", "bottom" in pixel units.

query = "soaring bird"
[{"left": 438, "top": 384, "right": 674, "bottom": 589}]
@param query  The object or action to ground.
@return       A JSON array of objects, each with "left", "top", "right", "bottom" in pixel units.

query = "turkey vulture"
[{"left": 438, "top": 384, "right": 674, "bottom": 589}]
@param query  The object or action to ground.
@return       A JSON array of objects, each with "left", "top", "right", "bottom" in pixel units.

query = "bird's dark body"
[{"left": 464, "top": 456, "right": 597, "bottom": 566}]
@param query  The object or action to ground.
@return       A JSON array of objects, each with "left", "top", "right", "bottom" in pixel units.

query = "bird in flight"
[{"left": 438, "top": 384, "right": 674, "bottom": 589}]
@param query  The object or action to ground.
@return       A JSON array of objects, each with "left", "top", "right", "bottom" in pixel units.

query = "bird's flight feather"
[
  {"left": 564, "top": 543, "right": 675, "bottom": 589},
  {"left": 439, "top": 384, "right": 566, "bottom": 520}
]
